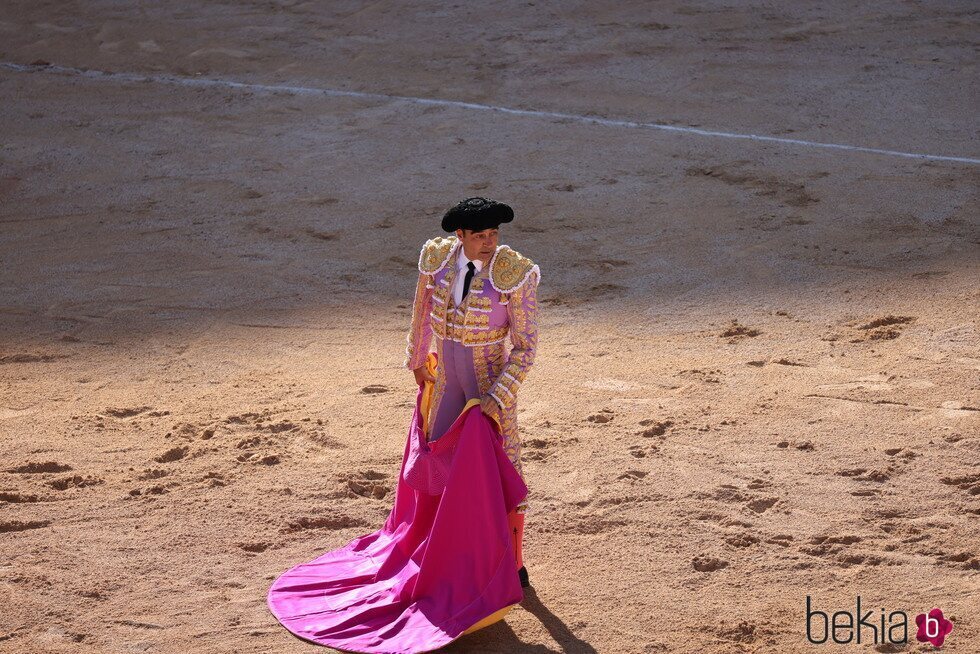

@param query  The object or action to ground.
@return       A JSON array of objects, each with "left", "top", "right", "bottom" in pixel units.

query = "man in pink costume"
[
  {"left": 404, "top": 196, "right": 540, "bottom": 588},
  {"left": 266, "top": 198, "right": 540, "bottom": 651}
]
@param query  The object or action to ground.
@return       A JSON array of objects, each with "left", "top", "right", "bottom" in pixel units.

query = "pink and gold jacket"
[{"left": 403, "top": 235, "right": 540, "bottom": 417}]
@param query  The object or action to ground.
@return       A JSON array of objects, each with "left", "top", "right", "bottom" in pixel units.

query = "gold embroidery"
[
  {"left": 468, "top": 296, "right": 493, "bottom": 311},
  {"left": 419, "top": 235, "right": 460, "bottom": 274},
  {"left": 465, "top": 312, "right": 491, "bottom": 328},
  {"left": 404, "top": 272, "right": 435, "bottom": 369},
  {"left": 461, "top": 325, "right": 508, "bottom": 346},
  {"left": 490, "top": 246, "right": 536, "bottom": 292}
]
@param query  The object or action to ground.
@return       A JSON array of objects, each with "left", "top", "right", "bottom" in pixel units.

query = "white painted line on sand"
[{"left": 3, "top": 61, "right": 978, "bottom": 165}]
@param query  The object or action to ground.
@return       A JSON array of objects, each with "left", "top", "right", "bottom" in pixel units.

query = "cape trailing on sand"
[{"left": 267, "top": 352, "right": 528, "bottom": 653}]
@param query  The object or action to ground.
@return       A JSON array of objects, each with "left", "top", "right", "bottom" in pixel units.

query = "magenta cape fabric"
[{"left": 267, "top": 385, "right": 528, "bottom": 653}]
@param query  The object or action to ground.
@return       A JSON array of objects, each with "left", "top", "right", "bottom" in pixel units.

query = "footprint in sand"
[
  {"left": 807, "top": 534, "right": 861, "bottom": 548},
  {"left": 677, "top": 368, "right": 723, "bottom": 384},
  {"left": 617, "top": 469, "right": 648, "bottom": 482},
  {"left": 639, "top": 419, "right": 673, "bottom": 437},
  {"left": 836, "top": 553, "right": 885, "bottom": 567},
  {"left": 941, "top": 472, "right": 980, "bottom": 497},
  {"left": 937, "top": 551, "right": 980, "bottom": 570},
  {"left": 883, "top": 447, "right": 919, "bottom": 461},
  {"left": 0, "top": 520, "right": 51, "bottom": 533},
  {"left": 586, "top": 409, "right": 615, "bottom": 424},
  {"left": 685, "top": 165, "right": 818, "bottom": 208},
  {"left": 0, "top": 491, "right": 43, "bottom": 503},
  {"left": 103, "top": 406, "right": 153, "bottom": 418},
  {"left": 724, "top": 533, "right": 760, "bottom": 548},
  {"left": 306, "top": 227, "right": 339, "bottom": 243},
  {"left": 523, "top": 438, "right": 552, "bottom": 461},
  {"left": 722, "top": 517, "right": 754, "bottom": 528},
  {"left": 720, "top": 320, "right": 761, "bottom": 342},
  {"left": 799, "top": 535, "right": 884, "bottom": 567},
  {"left": 765, "top": 534, "right": 794, "bottom": 547},
  {"left": 0, "top": 353, "right": 68, "bottom": 364},
  {"left": 237, "top": 451, "right": 281, "bottom": 465},
  {"left": 940, "top": 473, "right": 980, "bottom": 515},
  {"left": 849, "top": 315, "right": 915, "bottom": 342},
  {"left": 224, "top": 412, "right": 263, "bottom": 425},
  {"left": 6, "top": 461, "right": 73, "bottom": 474},
  {"left": 282, "top": 515, "right": 368, "bottom": 533},
  {"left": 167, "top": 422, "right": 200, "bottom": 439},
  {"left": 78, "top": 589, "right": 107, "bottom": 600},
  {"left": 154, "top": 446, "right": 189, "bottom": 463},
  {"left": 342, "top": 470, "right": 390, "bottom": 499},
  {"left": 746, "top": 497, "right": 779, "bottom": 513},
  {"left": 564, "top": 515, "right": 629, "bottom": 536},
  {"left": 203, "top": 472, "right": 227, "bottom": 488},
  {"left": 47, "top": 475, "right": 103, "bottom": 491},
  {"left": 692, "top": 555, "right": 729, "bottom": 572},
  {"left": 775, "top": 439, "right": 815, "bottom": 451},
  {"left": 713, "top": 620, "right": 776, "bottom": 646},
  {"left": 236, "top": 436, "right": 262, "bottom": 450},
  {"left": 697, "top": 484, "right": 779, "bottom": 514},
  {"left": 258, "top": 420, "right": 299, "bottom": 434},
  {"left": 306, "top": 427, "right": 344, "bottom": 450},
  {"left": 697, "top": 484, "right": 750, "bottom": 504},
  {"left": 628, "top": 444, "right": 659, "bottom": 458},
  {"left": 836, "top": 466, "right": 895, "bottom": 482},
  {"left": 523, "top": 434, "right": 578, "bottom": 462}
]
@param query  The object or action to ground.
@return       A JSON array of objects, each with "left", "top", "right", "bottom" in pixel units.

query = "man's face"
[{"left": 456, "top": 227, "right": 499, "bottom": 263}]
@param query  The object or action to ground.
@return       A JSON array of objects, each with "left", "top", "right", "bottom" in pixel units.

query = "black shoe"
[{"left": 518, "top": 566, "right": 530, "bottom": 588}]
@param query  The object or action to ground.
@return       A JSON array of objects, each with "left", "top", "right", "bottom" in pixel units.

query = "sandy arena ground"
[{"left": 1, "top": 2, "right": 978, "bottom": 653}]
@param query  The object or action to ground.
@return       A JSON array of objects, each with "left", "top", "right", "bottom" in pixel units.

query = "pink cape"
[{"left": 267, "top": 384, "right": 528, "bottom": 653}]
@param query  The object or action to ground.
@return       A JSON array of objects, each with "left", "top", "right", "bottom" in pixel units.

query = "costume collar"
[{"left": 457, "top": 248, "right": 485, "bottom": 273}]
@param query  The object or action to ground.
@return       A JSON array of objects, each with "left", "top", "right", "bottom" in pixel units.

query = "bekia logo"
[
  {"left": 915, "top": 608, "right": 954, "bottom": 648},
  {"left": 806, "top": 596, "right": 954, "bottom": 647}
]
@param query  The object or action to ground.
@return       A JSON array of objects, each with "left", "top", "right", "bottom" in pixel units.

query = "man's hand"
[
  {"left": 413, "top": 364, "right": 436, "bottom": 386},
  {"left": 480, "top": 395, "right": 501, "bottom": 421}
]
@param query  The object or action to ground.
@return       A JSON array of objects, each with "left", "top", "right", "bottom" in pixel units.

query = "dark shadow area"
[
  {"left": 1, "top": 60, "right": 977, "bottom": 350},
  {"left": 520, "top": 586, "right": 598, "bottom": 654},
  {"left": 441, "top": 586, "right": 597, "bottom": 653}
]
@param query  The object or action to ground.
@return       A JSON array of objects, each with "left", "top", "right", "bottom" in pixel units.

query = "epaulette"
[
  {"left": 417, "top": 235, "right": 459, "bottom": 274},
  {"left": 489, "top": 245, "right": 540, "bottom": 293}
]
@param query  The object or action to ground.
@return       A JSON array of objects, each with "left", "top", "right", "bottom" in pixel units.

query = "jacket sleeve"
[
  {"left": 404, "top": 271, "right": 435, "bottom": 369},
  {"left": 487, "top": 269, "right": 539, "bottom": 410}
]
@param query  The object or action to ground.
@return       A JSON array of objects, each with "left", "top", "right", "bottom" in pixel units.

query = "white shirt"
[{"left": 451, "top": 250, "right": 484, "bottom": 306}]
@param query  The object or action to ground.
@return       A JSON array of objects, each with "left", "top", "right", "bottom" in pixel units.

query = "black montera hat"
[{"left": 441, "top": 197, "right": 514, "bottom": 232}]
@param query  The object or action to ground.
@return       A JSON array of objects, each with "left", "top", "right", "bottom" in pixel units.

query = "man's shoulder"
[
  {"left": 417, "top": 235, "right": 459, "bottom": 274},
  {"left": 489, "top": 245, "right": 540, "bottom": 293}
]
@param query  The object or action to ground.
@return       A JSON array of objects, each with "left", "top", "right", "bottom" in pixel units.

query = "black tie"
[{"left": 461, "top": 262, "right": 476, "bottom": 300}]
